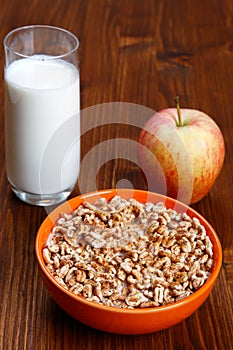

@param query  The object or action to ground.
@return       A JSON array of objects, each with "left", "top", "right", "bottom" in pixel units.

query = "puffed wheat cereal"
[{"left": 43, "top": 196, "right": 214, "bottom": 308}]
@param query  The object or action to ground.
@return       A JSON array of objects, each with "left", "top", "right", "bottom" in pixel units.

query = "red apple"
[{"left": 138, "top": 98, "right": 225, "bottom": 204}]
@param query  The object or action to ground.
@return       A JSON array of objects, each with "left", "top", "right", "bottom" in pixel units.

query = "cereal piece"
[
  {"left": 76, "top": 269, "right": 87, "bottom": 283},
  {"left": 125, "top": 293, "right": 148, "bottom": 307},
  {"left": 70, "top": 283, "right": 84, "bottom": 294},
  {"left": 82, "top": 284, "right": 93, "bottom": 298},
  {"left": 56, "top": 264, "right": 69, "bottom": 278},
  {"left": 120, "top": 259, "right": 133, "bottom": 274},
  {"left": 117, "top": 269, "right": 127, "bottom": 281},
  {"left": 154, "top": 285, "right": 165, "bottom": 305},
  {"left": 42, "top": 247, "right": 54, "bottom": 264}
]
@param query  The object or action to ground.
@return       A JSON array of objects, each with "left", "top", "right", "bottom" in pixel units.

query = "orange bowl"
[{"left": 35, "top": 189, "right": 222, "bottom": 334}]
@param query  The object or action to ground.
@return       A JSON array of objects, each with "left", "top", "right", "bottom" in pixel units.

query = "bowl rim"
[{"left": 35, "top": 188, "right": 222, "bottom": 314}]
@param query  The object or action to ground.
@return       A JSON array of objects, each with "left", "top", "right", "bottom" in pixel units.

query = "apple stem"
[{"left": 175, "top": 96, "right": 183, "bottom": 126}]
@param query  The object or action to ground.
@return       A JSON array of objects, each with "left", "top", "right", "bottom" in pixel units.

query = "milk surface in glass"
[{"left": 4, "top": 56, "right": 80, "bottom": 195}]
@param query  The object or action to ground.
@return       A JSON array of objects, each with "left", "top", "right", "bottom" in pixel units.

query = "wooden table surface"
[{"left": 0, "top": 0, "right": 232, "bottom": 349}]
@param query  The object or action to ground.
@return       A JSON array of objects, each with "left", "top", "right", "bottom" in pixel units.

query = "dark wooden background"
[{"left": 0, "top": 0, "right": 232, "bottom": 349}]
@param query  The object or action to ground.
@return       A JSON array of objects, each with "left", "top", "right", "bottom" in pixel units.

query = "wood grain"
[{"left": 0, "top": 0, "right": 232, "bottom": 349}]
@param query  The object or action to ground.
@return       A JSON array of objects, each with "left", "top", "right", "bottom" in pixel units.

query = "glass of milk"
[{"left": 4, "top": 25, "right": 80, "bottom": 206}]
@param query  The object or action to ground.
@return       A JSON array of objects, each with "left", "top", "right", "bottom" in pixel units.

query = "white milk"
[{"left": 4, "top": 57, "right": 80, "bottom": 195}]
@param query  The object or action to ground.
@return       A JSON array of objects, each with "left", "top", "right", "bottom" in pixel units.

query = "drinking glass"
[{"left": 4, "top": 25, "right": 80, "bottom": 206}]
